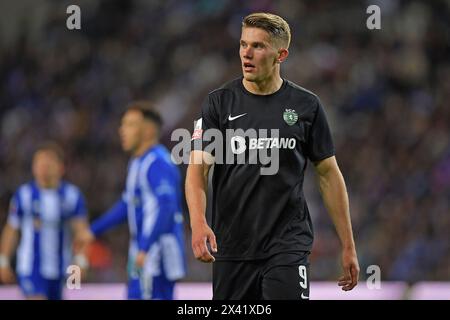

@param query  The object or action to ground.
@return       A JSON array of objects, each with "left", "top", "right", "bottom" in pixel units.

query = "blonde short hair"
[{"left": 242, "top": 12, "right": 291, "bottom": 49}]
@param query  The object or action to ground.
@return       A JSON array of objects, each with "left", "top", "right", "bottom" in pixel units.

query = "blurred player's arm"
[
  {"left": 185, "top": 150, "right": 217, "bottom": 263},
  {"left": 314, "top": 155, "right": 360, "bottom": 291},
  {"left": 135, "top": 159, "right": 180, "bottom": 268},
  {"left": 71, "top": 217, "right": 91, "bottom": 276},
  {"left": 90, "top": 199, "right": 128, "bottom": 238},
  {"left": 71, "top": 218, "right": 91, "bottom": 252},
  {"left": 0, "top": 223, "right": 19, "bottom": 284},
  {"left": 69, "top": 192, "right": 91, "bottom": 274},
  {"left": 0, "top": 194, "right": 23, "bottom": 284},
  {"left": 70, "top": 218, "right": 91, "bottom": 278},
  {"left": 74, "top": 199, "right": 128, "bottom": 253}
]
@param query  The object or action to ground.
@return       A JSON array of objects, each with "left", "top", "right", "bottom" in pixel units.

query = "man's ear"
[{"left": 277, "top": 48, "right": 289, "bottom": 63}]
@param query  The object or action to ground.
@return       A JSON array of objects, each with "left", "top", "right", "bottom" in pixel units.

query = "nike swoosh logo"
[
  {"left": 228, "top": 113, "right": 247, "bottom": 121},
  {"left": 301, "top": 293, "right": 309, "bottom": 299}
]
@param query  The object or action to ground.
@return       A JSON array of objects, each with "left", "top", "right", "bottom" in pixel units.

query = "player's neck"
[
  {"left": 36, "top": 178, "right": 61, "bottom": 190},
  {"left": 243, "top": 74, "right": 283, "bottom": 95},
  {"left": 133, "top": 139, "right": 158, "bottom": 157}
]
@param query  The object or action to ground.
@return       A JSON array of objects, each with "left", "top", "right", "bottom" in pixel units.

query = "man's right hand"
[
  {"left": 0, "top": 266, "right": 15, "bottom": 284},
  {"left": 191, "top": 223, "right": 217, "bottom": 263}
]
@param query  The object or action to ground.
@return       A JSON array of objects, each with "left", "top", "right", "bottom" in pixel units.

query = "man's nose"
[{"left": 243, "top": 47, "right": 253, "bottom": 59}]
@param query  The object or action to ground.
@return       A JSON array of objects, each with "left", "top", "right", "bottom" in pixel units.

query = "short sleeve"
[
  {"left": 305, "top": 98, "right": 335, "bottom": 162},
  {"left": 72, "top": 192, "right": 87, "bottom": 218},
  {"left": 147, "top": 160, "right": 178, "bottom": 200},
  {"left": 64, "top": 185, "right": 87, "bottom": 219},
  {"left": 191, "top": 94, "right": 220, "bottom": 153}
]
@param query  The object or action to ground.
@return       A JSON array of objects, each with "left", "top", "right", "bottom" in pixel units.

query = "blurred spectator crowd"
[{"left": 0, "top": 0, "right": 449, "bottom": 283}]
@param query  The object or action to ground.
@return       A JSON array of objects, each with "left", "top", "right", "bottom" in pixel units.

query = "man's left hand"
[{"left": 135, "top": 251, "right": 147, "bottom": 269}]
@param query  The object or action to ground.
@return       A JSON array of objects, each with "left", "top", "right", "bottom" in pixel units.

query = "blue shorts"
[
  {"left": 18, "top": 273, "right": 64, "bottom": 300},
  {"left": 127, "top": 272, "right": 175, "bottom": 300},
  {"left": 127, "top": 259, "right": 175, "bottom": 300}
]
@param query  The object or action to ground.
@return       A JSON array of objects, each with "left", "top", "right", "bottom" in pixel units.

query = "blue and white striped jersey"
[
  {"left": 7, "top": 181, "right": 87, "bottom": 279},
  {"left": 91, "top": 144, "right": 186, "bottom": 281}
]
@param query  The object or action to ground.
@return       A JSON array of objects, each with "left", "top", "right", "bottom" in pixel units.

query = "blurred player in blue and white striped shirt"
[
  {"left": 83, "top": 102, "right": 186, "bottom": 300},
  {"left": 0, "top": 143, "right": 91, "bottom": 300}
]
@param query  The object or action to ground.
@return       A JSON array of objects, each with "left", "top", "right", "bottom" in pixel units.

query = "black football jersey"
[{"left": 192, "top": 77, "right": 335, "bottom": 260}]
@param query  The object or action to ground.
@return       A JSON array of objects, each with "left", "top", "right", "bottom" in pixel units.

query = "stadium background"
[{"left": 0, "top": 0, "right": 449, "bottom": 298}]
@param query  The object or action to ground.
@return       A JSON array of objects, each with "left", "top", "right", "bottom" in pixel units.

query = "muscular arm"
[
  {"left": 186, "top": 151, "right": 211, "bottom": 226},
  {"left": 314, "top": 156, "right": 360, "bottom": 291},
  {"left": 185, "top": 150, "right": 217, "bottom": 263}
]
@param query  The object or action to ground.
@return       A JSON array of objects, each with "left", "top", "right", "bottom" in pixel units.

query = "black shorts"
[{"left": 213, "top": 251, "right": 310, "bottom": 300}]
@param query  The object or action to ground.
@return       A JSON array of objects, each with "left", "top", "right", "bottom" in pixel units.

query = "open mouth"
[{"left": 243, "top": 62, "right": 255, "bottom": 72}]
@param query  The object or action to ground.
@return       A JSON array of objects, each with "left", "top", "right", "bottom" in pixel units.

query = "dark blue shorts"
[
  {"left": 127, "top": 271, "right": 175, "bottom": 300},
  {"left": 18, "top": 273, "right": 64, "bottom": 300}
]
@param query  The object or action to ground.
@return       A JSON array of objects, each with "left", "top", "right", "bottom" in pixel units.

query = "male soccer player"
[
  {"left": 186, "top": 13, "right": 360, "bottom": 299},
  {"left": 0, "top": 143, "right": 90, "bottom": 300},
  {"left": 81, "top": 102, "right": 186, "bottom": 300}
]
